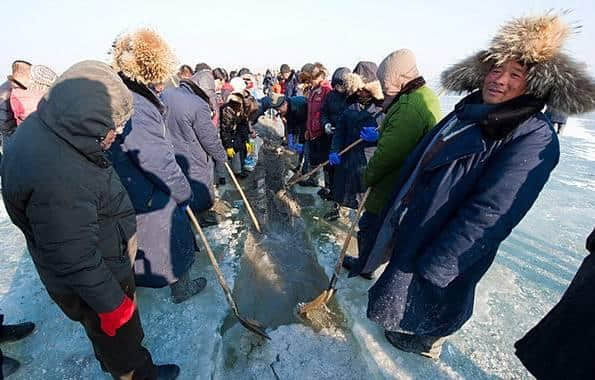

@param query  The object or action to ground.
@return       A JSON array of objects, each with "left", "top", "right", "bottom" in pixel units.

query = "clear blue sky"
[{"left": 3, "top": 0, "right": 594, "bottom": 80}]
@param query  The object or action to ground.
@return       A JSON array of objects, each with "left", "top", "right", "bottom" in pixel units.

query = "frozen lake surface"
[{"left": 1, "top": 103, "right": 593, "bottom": 379}]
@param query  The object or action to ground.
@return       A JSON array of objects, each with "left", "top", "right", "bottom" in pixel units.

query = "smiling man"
[{"left": 361, "top": 14, "right": 595, "bottom": 359}]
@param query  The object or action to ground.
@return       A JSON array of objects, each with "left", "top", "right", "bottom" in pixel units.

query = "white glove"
[{"left": 324, "top": 123, "right": 333, "bottom": 135}]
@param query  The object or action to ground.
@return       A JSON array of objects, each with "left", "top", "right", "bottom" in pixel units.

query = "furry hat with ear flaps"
[
  {"left": 345, "top": 61, "right": 384, "bottom": 100},
  {"left": 111, "top": 28, "right": 176, "bottom": 86},
  {"left": 440, "top": 13, "right": 595, "bottom": 115}
]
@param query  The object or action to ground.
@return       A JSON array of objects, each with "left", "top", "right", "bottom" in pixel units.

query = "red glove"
[{"left": 98, "top": 296, "right": 135, "bottom": 337}]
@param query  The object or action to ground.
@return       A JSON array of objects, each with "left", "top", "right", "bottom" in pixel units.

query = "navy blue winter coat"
[
  {"left": 330, "top": 100, "right": 383, "bottom": 205},
  {"left": 109, "top": 76, "right": 195, "bottom": 288},
  {"left": 161, "top": 81, "right": 227, "bottom": 212},
  {"left": 320, "top": 90, "right": 348, "bottom": 131},
  {"left": 366, "top": 92, "right": 560, "bottom": 336},
  {"left": 285, "top": 96, "right": 308, "bottom": 143}
]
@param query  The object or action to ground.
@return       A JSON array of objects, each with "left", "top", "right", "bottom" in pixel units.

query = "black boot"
[
  {"left": 317, "top": 187, "right": 332, "bottom": 200},
  {"left": 298, "top": 177, "right": 318, "bottom": 187},
  {"left": 199, "top": 211, "right": 219, "bottom": 228},
  {"left": 341, "top": 256, "right": 373, "bottom": 280},
  {"left": 323, "top": 203, "right": 340, "bottom": 222},
  {"left": 0, "top": 321, "right": 35, "bottom": 343},
  {"left": 384, "top": 330, "right": 445, "bottom": 359},
  {"left": 1, "top": 355, "right": 21, "bottom": 378},
  {"left": 156, "top": 364, "right": 180, "bottom": 380},
  {"left": 170, "top": 273, "right": 207, "bottom": 304}
]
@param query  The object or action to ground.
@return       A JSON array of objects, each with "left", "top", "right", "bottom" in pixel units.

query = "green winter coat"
[{"left": 364, "top": 85, "right": 442, "bottom": 214}]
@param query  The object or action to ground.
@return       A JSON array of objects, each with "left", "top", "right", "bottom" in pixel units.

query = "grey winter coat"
[
  {"left": 161, "top": 80, "right": 227, "bottom": 212},
  {"left": 366, "top": 93, "right": 559, "bottom": 337},
  {"left": 1, "top": 61, "right": 136, "bottom": 313},
  {"left": 109, "top": 75, "right": 195, "bottom": 288}
]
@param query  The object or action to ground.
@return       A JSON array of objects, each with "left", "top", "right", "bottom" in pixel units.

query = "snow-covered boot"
[
  {"left": 156, "top": 364, "right": 180, "bottom": 380},
  {"left": 1, "top": 355, "right": 21, "bottom": 378},
  {"left": 170, "top": 272, "right": 207, "bottom": 304},
  {"left": 384, "top": 330, "right": 445, "bottom": 359}
]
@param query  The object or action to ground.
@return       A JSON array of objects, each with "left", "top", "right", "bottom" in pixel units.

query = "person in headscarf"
[{"left": 342, "top": 50, "right": 441, "bottom": 274}]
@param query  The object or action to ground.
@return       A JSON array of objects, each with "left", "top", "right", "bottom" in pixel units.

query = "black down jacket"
[{"left": 1, "top": 61, "right": 136, "bottom": 313}]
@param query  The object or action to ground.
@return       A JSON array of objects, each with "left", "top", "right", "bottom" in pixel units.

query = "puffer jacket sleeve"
[
  {"left": 125, "top": 108, "right": 192, "bottom": 204},
  {"left": 193, "top": 101, "right": 227, "bottom": 163},
  {"left": 320, "top": 93, "right": 332, "bottom": 129},
  {"left": 364, "top": 104, "right": 425, "bottom": 186},
  {"left": 417, "top": 123, "right": 560, "bottom": 288},
  {"left": 330, "top": 112, "right": 347, "bottom": 152},
  {"left": 26, "top": 184, "right": 125, "bottom": 313}
]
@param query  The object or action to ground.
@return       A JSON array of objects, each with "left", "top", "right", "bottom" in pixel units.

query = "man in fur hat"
[
  {"left": 0, "top": 60, "right": 32, "bottom": 153},
  {"left": 363, "top": 13, "right": 595, "bottom": 359},
  {"left": 109, "top": 29, "right": 207, "bottom": 315}
]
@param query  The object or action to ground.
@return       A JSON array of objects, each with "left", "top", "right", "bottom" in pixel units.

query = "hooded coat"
[
  {"left": 192, "top": 69, "right": 219, "bottom": 126},
  {"left": 109, "top": 75, "right": 195, "bottom": 288},
  {"left": 330, "top": 100, "right": 384, "bottom": 206},
  {"left": 365, "top": 93, "right": 559, "bottom": 336},
  {"left": 161, "top": 80, "right": 227, "bottom": 213},
  {"left": 1, "top": 61, "right": 136, "bottom": 313},
  {"left": 514, "top": 227, "right": 595, "bottom": 379},
  {"left": 320, "top": 68, "right": 350, "bottom": 131},
  {"left": 285, "top": 96, "right": 308, "bottom": 143}
]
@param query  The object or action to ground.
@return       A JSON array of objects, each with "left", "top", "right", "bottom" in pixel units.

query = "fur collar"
[
  {"left": 119, "top": 73, "right": 164, "bottom": 114},
  {"left": 180, "top": 79, "right": 212, "bottom": 107},
  {"left": 455, "top": 91, "right": 545, "bottom": 140}
]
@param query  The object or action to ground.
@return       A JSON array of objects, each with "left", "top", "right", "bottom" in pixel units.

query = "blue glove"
[
  {"left": 295, "top": 143, "right": 304, "bottom": 154},
  {"left": 360, "top": 126, "right": 379, "bottom": 142},
  {"left": 288, "top": 134, "right": 295, "bottom": 150},
  {"left": 329, "top": 152, "right": 341, "bottom": 166}
]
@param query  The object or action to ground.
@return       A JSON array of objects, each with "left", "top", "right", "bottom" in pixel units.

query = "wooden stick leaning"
[
  {"left": 286, "top": 137, "right": 366, "bottom": 188},
  {"left": 186, "top": 207, "right": 270, "bottom": 339},
  {"left": 224, "top": 162, "right": 262, "bottom": 233},
  {"left": 298, "top": 188, "right": 372, "bottom": 316}
]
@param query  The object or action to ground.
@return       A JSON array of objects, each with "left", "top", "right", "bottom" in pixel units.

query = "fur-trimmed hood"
[
  {"left": 345, "top": 61, "right": 383, "bottom": 100},
  {"left": 111, "top": 29, "right": 176, "bottom": 86},
  {"left": 441, "top": 13, "right": 595, "bottom": 115}
]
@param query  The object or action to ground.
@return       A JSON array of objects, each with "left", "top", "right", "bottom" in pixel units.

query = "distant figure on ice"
[
  {"left": 279, "top": 64, "right": 298, "bottom": 98},
  {"left": 1, "top": 60, "right": 179, "bottom": 379},
  {"left": 161, "top": 70, "right": 228, "bottom": 228},
  {"left": 326, "top": 61, "right": 384, "bottom": 219},
  {"left": 109, "top": 29, "right": 207, "bottom": 308},
  {"left": 544, "top": 107, "right": 568, "bottom": 135},
  {"left": 343, "top": 49, "right": 441, "bottom": 276},
  {"left": 515, "top": 227, "right": 595, "bottom": 379},
  {"left": 363, "top": 13, "right": 595, "bottom": 359}
]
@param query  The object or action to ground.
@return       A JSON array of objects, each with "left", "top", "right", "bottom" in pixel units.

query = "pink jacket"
[
  {"left": 306, "top": 80, "right": 332, "bottom": 140},
  {"left": 10, "top": 88, "right": 46, "bottom": 125}
]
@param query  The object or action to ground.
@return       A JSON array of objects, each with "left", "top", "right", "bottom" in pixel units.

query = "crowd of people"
[{"left": 0, "top": 12, "right": 594, "bottom": 380}]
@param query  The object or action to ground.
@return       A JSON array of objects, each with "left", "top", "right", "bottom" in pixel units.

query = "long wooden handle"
[
  {"left": 224, "top": 162, "right": 262, "bottom": 233},
  {"left": 287, "top": 137, "right": 366, "bottom": 188},
  {"left": 333, "top": 188, "right": 372, "bottom": 276},
  {"left": 186, "top": 207, "right": 240, "bottom": 315}
]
